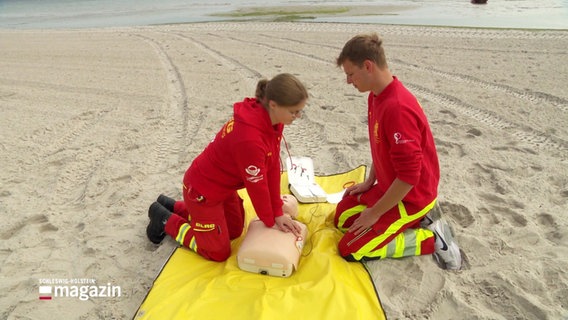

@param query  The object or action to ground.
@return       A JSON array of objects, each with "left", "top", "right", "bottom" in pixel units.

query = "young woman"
[{"left": 147, "top": 73, "right": 308, "bottom": 262}]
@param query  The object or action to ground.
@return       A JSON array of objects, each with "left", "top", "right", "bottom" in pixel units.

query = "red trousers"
[
  {"left": 164, "top": 185, "right": 244, "bottom": 262},
  {"left": 334, "top": 185, "right": 435, "bottom": 261}
]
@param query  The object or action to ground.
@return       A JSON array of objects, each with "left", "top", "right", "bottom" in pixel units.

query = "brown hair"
[
  {"left": 336, "top": 33, "right": 387, "bottom": 69},
  {"left": 255, "top": 73, "right": 308, "bottom": 107}
]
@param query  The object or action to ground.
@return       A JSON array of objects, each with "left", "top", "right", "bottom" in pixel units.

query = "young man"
[{"left": 334, "top": 33, "right": 462, "bottom": 270}]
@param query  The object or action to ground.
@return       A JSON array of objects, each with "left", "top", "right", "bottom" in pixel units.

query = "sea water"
[{"left": 0, "top": 0, "right": 566, "bottom": 29}]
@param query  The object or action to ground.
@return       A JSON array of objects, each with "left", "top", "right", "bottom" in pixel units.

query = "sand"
[{"left": 1, "top": 22, "right": 567, "bottom": 319}]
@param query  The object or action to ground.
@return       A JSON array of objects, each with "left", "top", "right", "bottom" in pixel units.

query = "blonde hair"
[
  {"left": 336, "top": 33, "right": 387, "bottom": 69},
  {"left": 255, "top": 73, "right": 308, "bottom": 107}
]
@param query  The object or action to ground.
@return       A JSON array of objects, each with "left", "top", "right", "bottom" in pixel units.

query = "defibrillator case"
[
  {"left": 237, "top": 219, "right": 307, "bottom": 277},
  {"left": 285, "top": 156, "right": 327, "bottom": 203}
]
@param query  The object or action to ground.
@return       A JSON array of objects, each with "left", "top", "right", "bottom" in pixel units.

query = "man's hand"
[
  {"left": 348, "top": 178, "right": 414, "bottom": 235},
  {"left": 348, "top": 207, "right": 379, "bottom": 235},
  {"left": 345, "top": 179, "right": 374, "bottom": 197},
  {"left": 275, "top": 215, "right": 302, "bottom": 238}
]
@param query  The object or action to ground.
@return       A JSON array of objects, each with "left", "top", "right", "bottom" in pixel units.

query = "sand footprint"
[
  {"left": 476, "top": 272, "right": 548, "bottom": 319},
  {"left": 439, "top": 202, "right": 475, "bottom": 229},
  {"left": 434, "top": 138, "right": 466, "bottom": 158},
  {"left": 477, "top": 190, "right": 528, "bottom": 228},
  {"left": 0, "top": 214, "right": 49, "bottom": 240},
  {"left": 496, "top": 205, "right": 528, "bottom": 227},
  {"left": 536, "top": 213, "right": 566, "bottom": 246}
]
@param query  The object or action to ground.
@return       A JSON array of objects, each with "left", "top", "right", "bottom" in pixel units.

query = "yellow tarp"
[{"left": 135, "top": 165, "right": 385, "bottom": 320}]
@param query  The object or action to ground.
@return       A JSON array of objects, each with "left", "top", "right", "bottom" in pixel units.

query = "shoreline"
[
  {"left": 3, "top": 20, "right": 567, "bottom": 33},
  {"left": 1, "top": 4, "right": 566, "bottom": 31},
  {"left": 209, "top": 5, "right": 418, "bottom": 20}
]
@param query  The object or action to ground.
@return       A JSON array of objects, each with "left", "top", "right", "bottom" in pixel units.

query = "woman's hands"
[{"left": 275, "top": 214, "right": 303, "bottom": 238}]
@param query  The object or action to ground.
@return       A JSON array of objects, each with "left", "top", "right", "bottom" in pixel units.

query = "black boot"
[
  {"left": 157, "top": 194, "right": 176, "bottom": 212},
  {"left": 147, "top": 202, "right": 172, "bottom": 244}
]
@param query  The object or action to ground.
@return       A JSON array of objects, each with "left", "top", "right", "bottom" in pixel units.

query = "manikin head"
[{"left": 281, "top": 194, "right": 299, "bottom": 219}]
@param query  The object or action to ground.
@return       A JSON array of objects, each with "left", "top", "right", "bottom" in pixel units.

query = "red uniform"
[
  {"left": 335, "top": 77, "right": 438, "bottom": 261},
  {"left": 165, "top": 98, "right": 284, "bottom": 261}
]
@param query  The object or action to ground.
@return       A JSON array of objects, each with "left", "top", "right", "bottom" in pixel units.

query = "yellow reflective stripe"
[
  {"left": 414, "top": 228, "right": 434, "bottom": 255},
  {"left": 189, "top": 236, "right": 197, "bottom": 252},
  {"left": 337, "top": 205, "right": 367, "bottom": 232},
  {"left": 352, "top": 245, "right": 386, "bottom": 261},
  {"left": 387, "top": 198, "right": 437, "bottom": 236},
  {"left": 176, "top": 223, "right": 191, "bottom": 245},
  {"left": 359, "top": 228, "right": 434, "bottom": 260},
  {"left": 398, "top": 198, "right": 437, "bottom": 221},
  {"left": 354, "top": 199, "right": 437, "bottom": 259}
]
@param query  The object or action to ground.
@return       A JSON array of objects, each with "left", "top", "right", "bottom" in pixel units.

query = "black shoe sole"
[
  {"left": 146, "top": 223, "right": 165, "bottom": 244},
  {"left": 146, "top": 202, "right": 171, "bottom": 244}
]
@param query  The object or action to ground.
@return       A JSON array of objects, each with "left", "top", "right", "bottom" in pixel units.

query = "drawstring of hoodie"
[{"left": 281, "top": 135, "right": 295, "bottom": 173}]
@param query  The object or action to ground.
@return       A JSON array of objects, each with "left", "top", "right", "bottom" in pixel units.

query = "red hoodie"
[
  {"left": 184, "top": 98, "right": 284, "bottom": 227},
  {"left": 367, "top": 77, "right": 440, "bottom": 212}
]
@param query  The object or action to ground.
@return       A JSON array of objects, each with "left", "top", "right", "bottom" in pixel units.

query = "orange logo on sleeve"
[
  {"left": 221, "top": 119, "right": 234, "bottom": 138},
  {"left": 373, "top": 121, "right": 381, "bottom": 144}
]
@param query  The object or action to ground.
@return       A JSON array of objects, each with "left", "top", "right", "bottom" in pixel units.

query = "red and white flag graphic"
[{"left": 39, "top": 286, "right": 52, "bottom": 300}]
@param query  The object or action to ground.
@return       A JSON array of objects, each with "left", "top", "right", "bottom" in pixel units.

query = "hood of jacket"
[{"left": 233, "top": 97, "right": 282, "bottom": 136}]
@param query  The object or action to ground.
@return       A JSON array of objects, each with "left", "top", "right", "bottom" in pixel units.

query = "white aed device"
[
  {"left": 285, "top": 156, "right": 327, "bottom": 203},
  {"left": 237, "top": 219, "right": 308, "bottom": 278}
]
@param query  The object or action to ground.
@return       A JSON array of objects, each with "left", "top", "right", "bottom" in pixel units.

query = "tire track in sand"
[
  {"left": 391, "top": 58, "right": 568, "bottom": 113},
  {"left": 129, "top": 33, "right": 200, "bottom": 167},
  {"left": 19, "top": 107, "right": 119, "bottom": 206},
  {"left": 187, "top": 32, "right": 363, "bottom": 171},
  {"left": 257, "top": 34, "right": 568, "bottom": 113},
  {"left": 218, "top": 33, "right": 568, "bottom": 153},
  {"left": 171, "top": 22, "right": 568, "bottom": 41},
  {"left": 166, "top": 32, "right": 262, "bottom": 90},
  {"left": 172, "top": 32, "right": 329, "bottom": 159},
  {"left": 43, "top": 30, "right": 196, "bottom": 208},
  {"left": 408, "top": 84, "right": 568, "bottom": 152}
]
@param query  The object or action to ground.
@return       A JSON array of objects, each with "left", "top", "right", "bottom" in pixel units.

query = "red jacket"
[
  {"left": 184, "top": 98, "right": 284, "bottom": 227},
  {"left": 366, "top": 77, "right": 439, "bottom": 212}
]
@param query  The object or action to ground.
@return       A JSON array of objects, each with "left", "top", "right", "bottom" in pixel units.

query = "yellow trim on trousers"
[
  {"left": 176, "top": 223, "right": 197, "bottom": 252},
  {"left": 339, "top": 199, "right": 437, "bottom": 260},
  {"left": 337, "top": 205, "right": 367, "bottom": 233}
]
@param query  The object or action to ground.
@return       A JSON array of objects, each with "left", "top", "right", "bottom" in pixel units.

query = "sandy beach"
[{"left": 1, "top": 22, "right": 567, "bottom": 319}]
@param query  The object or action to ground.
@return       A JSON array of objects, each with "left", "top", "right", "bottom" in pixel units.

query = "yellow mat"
[{"left": 134, "top": 166, "right": 385, "bottom": 320}]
